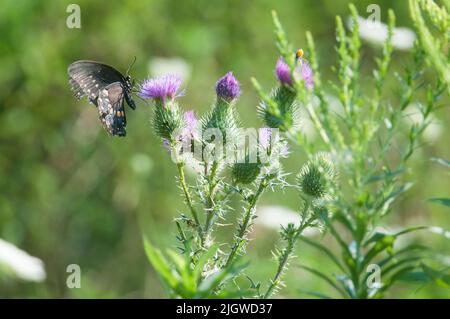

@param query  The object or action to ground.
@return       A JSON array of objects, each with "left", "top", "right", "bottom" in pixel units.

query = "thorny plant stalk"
[
  {"left": 264, "top": 201, "right": 315, "bottom": 299},
  {"left": 224, "top": 176, "right": 270, "bottom": 268},
  {"left": 170, "top": 139, "right": 203, "bottom": 244}
]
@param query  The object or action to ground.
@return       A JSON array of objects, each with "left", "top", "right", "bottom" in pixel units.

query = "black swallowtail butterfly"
[{"left": 68, "top": 60, "right": 136, "bottom": 137}]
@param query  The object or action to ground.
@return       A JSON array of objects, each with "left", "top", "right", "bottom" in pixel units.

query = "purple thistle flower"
[
  {"left": 139, "top": 74, "right": 182, "bottom": 102},
  {"left": 215, "top": 72, "right": 240, "bottom": 102},
  {"left": 301, "top": 60, "right": 314, "bottom": 89},
  {"left": 275, "top": 58, "right": 293, "bottom": 86},
  {"left": 275, "top": 57, "right": 314, "bottom": 89}
]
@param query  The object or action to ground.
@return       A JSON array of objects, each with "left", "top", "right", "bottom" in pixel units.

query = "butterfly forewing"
[
  {"left": 98, "top": 82, "right": 127, "bottom": 137},
  {"left": 68, "top": 61, "right": 126, "bottom": 106}
]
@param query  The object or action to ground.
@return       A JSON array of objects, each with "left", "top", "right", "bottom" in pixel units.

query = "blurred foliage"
[{"left": 0, "top": 0, "right": 448, "bottom": 297}]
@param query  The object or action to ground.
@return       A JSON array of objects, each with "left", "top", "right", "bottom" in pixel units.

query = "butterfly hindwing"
[
  {"left": 68, "top": 60, "right": 126, "bottom": 106},
  {"left": 97, "top": 82, "right": 127, "bottom": 137}
]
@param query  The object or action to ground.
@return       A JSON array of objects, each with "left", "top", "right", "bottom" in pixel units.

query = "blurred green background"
[{"left": 0, "top": 0, "right": 448, "bottom": 298}]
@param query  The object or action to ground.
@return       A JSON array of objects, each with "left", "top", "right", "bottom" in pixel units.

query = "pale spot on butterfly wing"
[{"left": 97, "top": 82, "right": 126, "bottom": 136}]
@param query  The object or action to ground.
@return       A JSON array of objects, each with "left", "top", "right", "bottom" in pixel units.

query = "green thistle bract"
[
  {"left": 298, "top": 153, "right": 337, "bottom": 199},
  {"left": 231, "top": 159, "right": 261, "bottom": 184},
  {"left": 153, "top": 100, "right": 183, "bottom": 140}
]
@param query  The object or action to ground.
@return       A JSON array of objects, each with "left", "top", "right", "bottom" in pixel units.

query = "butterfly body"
[{"left": 68, "top": 60, "right": 136, "bottom": 136}]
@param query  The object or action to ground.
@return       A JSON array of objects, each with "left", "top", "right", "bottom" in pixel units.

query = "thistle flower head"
[
  {"left": 298, "top": 153, "right": 337, "bottom": 199},
  {"left": 275, "top": 57, "right": 314, "bottom": 89},
  {"left": 139, "top": 74, "right": 182, "bottom": 102},
  {"left": 301, "top": 60, "right": 314, "bottom": 89},
  {"left": 275, "top": 58, "right": 293, "bottom": 86},
  {"left": 215, "top": 72, "right": 240, "bottom": 102}
]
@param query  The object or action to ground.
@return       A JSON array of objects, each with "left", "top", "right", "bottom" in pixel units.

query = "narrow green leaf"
[
  {"left": 143, "top": 237, "right": 179, "bottom": 290},
  {"left": 377, "top": 244, "right": 428, "bottom": 268},
  {"left": 299, "top": 236, "right": 347, "bottom": 273},
  {"left": 166, "top": 249, "right": 195, "bottom": 293},
  {"left": 381, "top": 266, "right": 418, "bottom": 292},
  {"left": 193, "top": 244, "right": 219, "bottom": 282},
  {"left": 429, "top": 198, "right": 450, "bottom": 207},
  {"left": 298, "top": 289, "right": 333, "bottom": 299},
  {"left": 383, "top": 256, "right": 423, "bottom": 277},
  {"left": 421, "top": 264, "right": 450, "bottom": 288},
  {"left": 197, "top": 261, "right": 247, "bottom": 298},
  {"left": 298, "top": 265, "right": 347, "bottom": 297}
]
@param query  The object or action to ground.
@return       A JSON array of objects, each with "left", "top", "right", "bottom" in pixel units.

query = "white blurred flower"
[
  {"left": 256, "top": 205, "right": 319, "bottom": 236},
  {"left": 0, "top": 238, "right": 46, "bottom": 282},
  {"left": 149, "top": 57, "right": 191, "bottom": 82},
  {"left": 347, "top": 16, "right": 416, "bottom": 50}
]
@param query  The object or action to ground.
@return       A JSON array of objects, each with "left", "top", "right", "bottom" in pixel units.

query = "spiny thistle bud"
[
  {"left": 231, "top": 154, "right": 261, "bottom": 184},
  {"left": 139, "top": 74, "right": 184, "bottom": 140},
  {"left": 258, "top": 85, "right": 300, "bottom": 132},
  {"left": 153, "top": 102, "right": 182, "bottom": 140},
  {"left": 203, "top": 72, "right": 240, "bottom": 146},
  {"left": 215, "top": 72, "right": 240, "bottom": 102},
  {"left": 298, "top": 153, "right": 337, "bottom": 200}
]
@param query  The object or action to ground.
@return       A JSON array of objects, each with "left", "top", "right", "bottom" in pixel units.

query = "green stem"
[
  {"left": 176, "top": 162, "right": 201, "bottom": 229},
  {"left": 224, "top": 177, "right": 268, "bottom": 267},
  {"left": 203, "top": 161, "right": 220, "bottom": 236},
  {"left": 264, "top": 208, "right": 314, "bottom": 299},
  {"left": 171, "top": 141, "right": 202, "bottom": 244}
]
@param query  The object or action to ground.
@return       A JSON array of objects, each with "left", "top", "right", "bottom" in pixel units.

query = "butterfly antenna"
[{"left": 126, "top": 56, "right": 137, "bottom": 76}]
